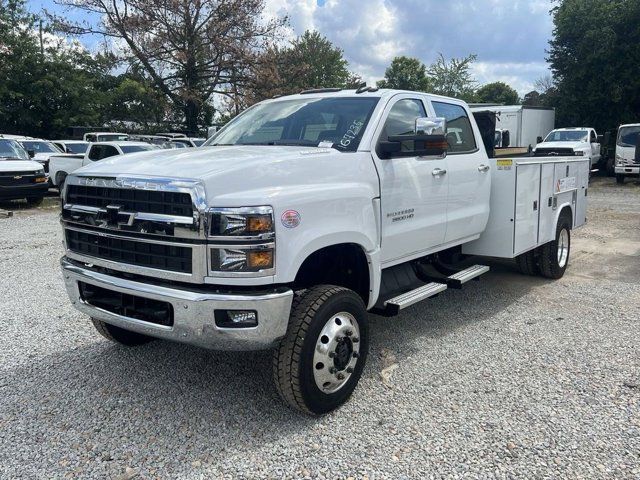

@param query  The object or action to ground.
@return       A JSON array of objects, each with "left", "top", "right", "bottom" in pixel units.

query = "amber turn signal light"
[{"left": 247, "top": 250, "right": 274, "bottom": 269}]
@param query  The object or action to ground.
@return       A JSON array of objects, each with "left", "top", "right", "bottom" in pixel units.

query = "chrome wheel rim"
[
  {"left": 312, "top": 312, "right": 361, "bottom": 394},
  {"left": 557, "top": 228, "right": 569, "bottom": 268}
]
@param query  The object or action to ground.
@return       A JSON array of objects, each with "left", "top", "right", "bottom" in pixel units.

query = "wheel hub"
[
  {"left": 312, "top": 312, "right": 360, "bottom": 393},
  {"left": 557, "top": 228, "right": 569, "bottom": 268}
]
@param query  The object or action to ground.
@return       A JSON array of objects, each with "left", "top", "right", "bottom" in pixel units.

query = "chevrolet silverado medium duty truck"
[{"left": 60, "top": 89, "right": 589, "bottom": 415}]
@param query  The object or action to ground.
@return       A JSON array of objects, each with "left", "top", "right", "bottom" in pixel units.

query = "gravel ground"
[{"left": 0, "top": 176, "right": 639, "bottom": 479}]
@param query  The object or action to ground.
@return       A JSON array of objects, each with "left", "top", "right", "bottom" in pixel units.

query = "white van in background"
[{"left": 614, "top": 124, "right": 640, "bottom": 184}]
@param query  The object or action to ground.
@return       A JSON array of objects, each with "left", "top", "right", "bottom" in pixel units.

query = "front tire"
[
  {"left": 273, "top": 285, "right": 369, "bottom": 415},
  {"left": 25, "top": 196, "right": 44, "bottom": 207},
  {"left": 91, "top": 318, "right": 154, "bottom": 346},
  {"left": 616, "top": 174, "right": 625, "bottom": 184},
  {"left": 539, "top": 216, "right": 571, "bottom": 279}
]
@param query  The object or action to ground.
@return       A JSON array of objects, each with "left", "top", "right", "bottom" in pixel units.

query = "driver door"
[{"left": 371, "top": 95, "right": 449, "bottom": 265}]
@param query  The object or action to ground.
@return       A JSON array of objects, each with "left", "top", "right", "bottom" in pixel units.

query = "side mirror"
[
  {"left": 378, "top": 117, "right": 448, "bottom": 159},
  {"left": 502, "top": 130, "right": 510, "bottom": 148},
  {"left": 27, "top": 149, "right": 35, "bottom": 158},
  {"left": 536, "top": 136, "right": 543, "bottom": 144}
]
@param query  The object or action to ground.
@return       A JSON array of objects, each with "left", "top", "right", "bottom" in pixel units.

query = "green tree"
[
  {"left": 548, "top": 0, "right": 640, "bottom": 130},
  {"left": 0, "top": 0, "right": 110, "bottom": 137},
  {"left": 377, "top": 56, "right": 430, "bottom": 91},
  {"left": 476, "top": 81, "right": 520, "bottom": 105},
  {"left": 53, "top": 0, "right": 286, "bottom": 132},
  {"left": 428, "top": 53, "right": 478, "bottom": 102}
]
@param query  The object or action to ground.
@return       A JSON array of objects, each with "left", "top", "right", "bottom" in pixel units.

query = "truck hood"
[
  {"left": 72, "top": 145, "right": 378, "bottom": 205},
  {"left": 535, "top": 141, "right": 587, "bottom": 150},
  {"left": 0, "top": 160, "right": 44, "bottom": 172}
]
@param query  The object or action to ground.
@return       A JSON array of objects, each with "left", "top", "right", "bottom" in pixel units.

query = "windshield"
[
  {"left": 98, "top": 134, "right": 129, "bottom": 142},
  {"left": 0, "top": 139, "right": 29, "bottom": 160},
  {"left": 205, "top": 97, "right": 380, "bottom": 152},
  {"left": 617, "top": 126, "right": 640, "bottom": 147},
  {"left": 120, "top": 145, "right": 156, "bottom": 154},
  {"left": 544, "top": 130, "right": 588, "bottom": 142},
  {"left": 66, "top": 142, "right": 89, "bottom": 154},
  {"left": 20, "top": 140, "right": 62, "bottom": 154}
]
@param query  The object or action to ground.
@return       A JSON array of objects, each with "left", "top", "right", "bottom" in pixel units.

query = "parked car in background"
[
  {"left": 52, "top": 140, "right": 90, "bottom": 155},
  {"left": 614, "top": 123, "right": 640, "bottom": 184},
  {"left": 0, "top": 138, "right": 48, "bottom": 206},
  {"left": 155, "top": 132, "right": 187, "bottom": 139},
  {"left": 83, "top": 132, "right": 129, "bottom": 142},
  {"left": 165, "top": 137, "right": 206, "bottom": 148},
  {"left": 129, "top": 134, "right": 171, "bottom": 146},
  {"left": 17, "top": 139, "right": 63, "bottom": 175},
  {"left": 49, "top": 141, "right": 157, "bottom": 189},
  {"left": 533, "top": 128, "right": 601, "bottom": 169}
]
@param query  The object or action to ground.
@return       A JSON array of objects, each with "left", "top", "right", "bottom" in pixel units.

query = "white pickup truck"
[
  {"left": 533, "top": 127, "right": 601, "bottom": 169},
  {"left": 49, "top": 141, "right": 157, "bottom": 188},
  {"left": 60, "top": 89, "right": 589, "bottom": 415}
]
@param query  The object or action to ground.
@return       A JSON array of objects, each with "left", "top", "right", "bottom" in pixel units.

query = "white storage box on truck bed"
[{"left": 463, "top": 157, "right": 589, "bottom": 258}]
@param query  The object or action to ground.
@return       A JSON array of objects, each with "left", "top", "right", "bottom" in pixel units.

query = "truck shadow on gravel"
[{"left": 0, "top": 261, "right": 546, "bottom": 467}]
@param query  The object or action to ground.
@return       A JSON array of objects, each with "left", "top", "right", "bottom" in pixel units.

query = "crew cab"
[
  {"left": 59, "top": 89, "right": 589, "bottom": 415},
  {"left": 614, "top": 123, "right": 640, "bottom": 184},
  {"left": 533, "top": 127, "right": 600, "bottom": 168},
  {"left": 0, "top": 138, "right": 48, "bottom": 206},
  {"left": 49, "top": 141, "right": 157, "bottom": 188}
]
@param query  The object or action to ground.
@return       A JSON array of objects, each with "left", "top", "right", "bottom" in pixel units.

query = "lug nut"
[
  {"left": 328, "top": 351, "right": 336, "bottom": 358},
  {"left": 336, "top": 336, "right": 344, "bottom": 343},
  {"left": 352, "top": 352, "right": 359, "bottom": 358},
  {"left": 329, "top": 367, "right": 337, "bottom": 374},
  {"left": 346, "top": 367, "right": 354, "bottom": 373},
  {"left": 336, "top": 373, "right": 345, "bottom": 380},
  {"left": 345, "top": 330, "right": 353, "bottom": 336},
  {"left": 352, "top": 337, "right": 359, "bottom": 343}
]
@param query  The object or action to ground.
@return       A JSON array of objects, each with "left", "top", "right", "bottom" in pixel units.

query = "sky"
[{"left": 31, "top": 0, "right": 554, "bottom": 95}]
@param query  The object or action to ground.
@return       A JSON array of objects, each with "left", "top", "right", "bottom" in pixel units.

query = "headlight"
[
  {"left": 208, "top": 206, "right": 274, "bottom": 239},
  {"left": 574, "top": 150, "right": 587, "bottom": 156},
  {"left": 210, "top": 245, "right": 275, "bottom": 273}
]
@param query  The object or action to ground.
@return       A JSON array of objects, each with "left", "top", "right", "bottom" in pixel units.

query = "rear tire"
[
  {"left": 273, "top": 285, "right": 368, "bottom": 416},
  {"left": 516, "top": 249, "right": 539, "bottom": 276},
  {"left": 91, "top": 318, "right": 154, "bottom": 346},
  {"left": 616, "top": 174, "right": 625, "bottom": 184},
  {"left": 539, "top": 216, "right": 571, "bottom": 279}
]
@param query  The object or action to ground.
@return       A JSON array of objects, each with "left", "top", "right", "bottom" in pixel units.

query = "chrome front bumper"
[
  {"left": 61, "top": 258, "right": 294, "bottom": 351},
  {"left": 615, "top": 165, "right": 639, "bottom": 175}
]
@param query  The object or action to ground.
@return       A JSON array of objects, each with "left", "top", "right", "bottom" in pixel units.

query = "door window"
[
  {"left": 87, "top": 146, "right": 102, "bottom": 160},
  {"left": 432, "top": 102, "right": 477, "bottom": 153},
  {"left": 590, "top": 130, "right": 597, "bottom": 143},
  {"left": 102, "top": 145, "right": 119, "bottom": 158},
  {"left": 380, "top": 99, "right": 426, "bottom": 141}
]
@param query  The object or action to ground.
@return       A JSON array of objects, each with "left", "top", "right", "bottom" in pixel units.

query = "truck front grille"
[
  {"left": 79, "top": 282, "right": 174, "bottom": 327},
  {"left": 66, "top": 229, "right": 193, "bottom": 273},
  {"left": 0, "top": 172, "right": 36, "bottom": 186},
  {"left": 66, "top": 185, "right": 193, "bottom": 217},
  {"left": 534, "top": 148, "right": 576, "bottom": 157}
]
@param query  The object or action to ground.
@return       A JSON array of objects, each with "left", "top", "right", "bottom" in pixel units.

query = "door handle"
[
  {"left": 478, "top": 164, "right": 490, "bottom": 172},
  {"left": 432, "top": 168, "right": 447, "bottom": 177}
]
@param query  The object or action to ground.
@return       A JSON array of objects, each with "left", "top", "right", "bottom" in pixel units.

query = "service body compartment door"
[
  {"left": 513, "top": 163, "right": 541, "bottom": 255},
  {"left": 574, "top": 161, "right": 589, "bottom": 227},
  {"left": 537, "top": 162, "right": 556, "bottom": 245}
]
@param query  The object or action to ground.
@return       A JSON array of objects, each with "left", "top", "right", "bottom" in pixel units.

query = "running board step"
[
  {"left": 384, "top": 282, "right": 447, "bottom": 315},
  {"left": 446, "top": 264, "right": 489, "bottom": 289}
]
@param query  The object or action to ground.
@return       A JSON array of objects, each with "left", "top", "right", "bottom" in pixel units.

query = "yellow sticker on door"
[{"left": 496, "top": 159, "right": 512, "bottom": 170}]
